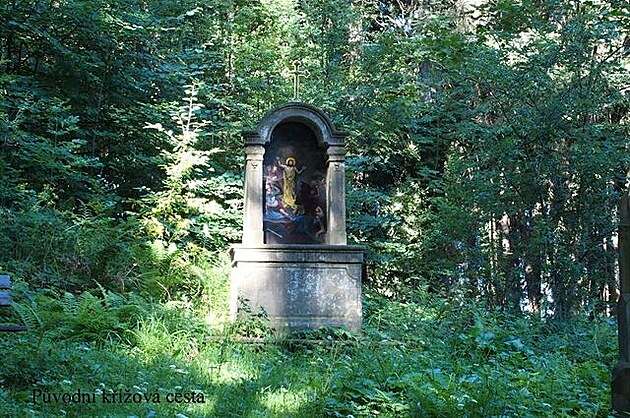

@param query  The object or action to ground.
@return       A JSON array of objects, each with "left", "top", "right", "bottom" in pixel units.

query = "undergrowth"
[{"left": 0, "top": 272, "right": 619, "bottom": 417}]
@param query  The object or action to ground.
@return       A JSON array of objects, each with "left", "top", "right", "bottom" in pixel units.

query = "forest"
[{"left": 0, "top": 0, "right": 628, "bottom": 416}]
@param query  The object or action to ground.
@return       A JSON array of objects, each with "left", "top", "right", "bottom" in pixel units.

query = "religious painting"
[{"left": 263, "top": 122, "right": 327, "bottom": 244}]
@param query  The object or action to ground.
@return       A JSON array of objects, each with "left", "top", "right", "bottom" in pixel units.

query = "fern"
[
  {"left": 12, "top": 302, "right": 41, "bottom": 330},
  {"left": 61, "top": 291, "right": 78, "bottom": 316}
]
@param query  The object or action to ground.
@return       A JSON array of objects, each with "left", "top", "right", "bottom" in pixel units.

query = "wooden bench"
[{"left": 0, "top": 275, "right": 26, "bottom": 332}]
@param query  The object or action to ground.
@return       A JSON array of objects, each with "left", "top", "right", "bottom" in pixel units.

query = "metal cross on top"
[{"left": 288, "top": 60, "right": 309, "bottom": 101}]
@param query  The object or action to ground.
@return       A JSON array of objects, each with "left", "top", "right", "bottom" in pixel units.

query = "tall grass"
[{"left": 0, "top": 267, "right": 618, "bottom": 417}]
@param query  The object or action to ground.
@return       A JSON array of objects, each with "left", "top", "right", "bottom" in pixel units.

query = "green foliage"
[
  {"left": 0, "top": 287, "right": 616, "bottom": 416},
  {"left": 231, "top": 297, "right": 273, "bottom": 339},
  {"left": 2, "top": 0, "right": 624, "bottom": 314},
  {"left": 420, "top": 0, "right": 629, "bottom": 314},
  {"left": 337, "top": 0, "right": 628, "bottom": 314},
  {"left": 324, "top": 290, "right": 615, "bottom": 417},
  {"left": 142, "top": 82, "right": 242, "bottom": 253},
  {"left": 0, "top": 0, "right": 627, "bottom": 415}
]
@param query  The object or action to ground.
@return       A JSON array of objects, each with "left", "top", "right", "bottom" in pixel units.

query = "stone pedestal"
[
  {"left": 230, "top": 245, "right": 363, "bottom": 331},
  {"left": 613, "top": 194, "right": 630, "bottom": 413}
]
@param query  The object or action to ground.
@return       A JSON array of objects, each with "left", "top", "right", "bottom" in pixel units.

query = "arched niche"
[
  {"left": 263, "top": 122, "right": 327, "bottom": 244},
  {"left": 241, "top": 102, "right": 347, "bottom": 246}
]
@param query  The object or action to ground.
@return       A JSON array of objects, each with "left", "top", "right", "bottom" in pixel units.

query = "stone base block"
[
  {"left": 230, "top": 245, "right": 364, "bottom": 332},
  {"left": 613, "top": 362, "right": 630, "bottom": 413}
]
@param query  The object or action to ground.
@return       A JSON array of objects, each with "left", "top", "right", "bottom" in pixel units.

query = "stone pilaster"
[
  {"left": 613, "top": 193, "right": 630, "bottom": 413},
  {"left": 242, "top": 140, "right": 264, "bottom": 245},
  {"left": 326, "top": 145, "right": 347, "bottom": 245}
]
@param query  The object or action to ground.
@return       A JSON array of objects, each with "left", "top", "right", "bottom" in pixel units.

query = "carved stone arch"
[{"left": 250, "top": 102, "right": 346, "bottom": 148}]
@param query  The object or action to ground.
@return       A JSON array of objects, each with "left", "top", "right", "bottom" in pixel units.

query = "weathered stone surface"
[
  {"left": 613, "top": 193, "right": 630, "bottom": 413},
  {"left": 230, "top": 245, "right": 363, "bottom": 331},
  {"left": 613, "top": 361, "right": 630, "bottom": 412}
]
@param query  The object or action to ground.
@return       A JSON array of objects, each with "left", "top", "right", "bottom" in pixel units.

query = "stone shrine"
[{"left": 230, "top": 102, "right": 364, "bottom": 331}]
